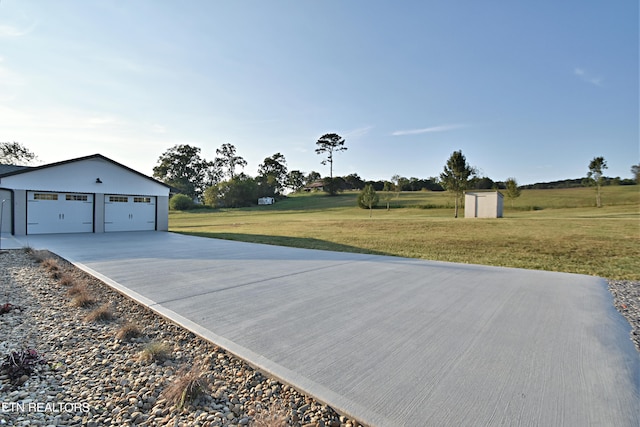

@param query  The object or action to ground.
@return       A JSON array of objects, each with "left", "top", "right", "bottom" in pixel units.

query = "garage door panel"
[
  {"left": 105, "top": 195, "right": 156, "bottom": 232},
  {"left": 104, "top": 195, "right": 129, "bottom": 232},
  {"left": 132, "top": 197, "right": 156, "bottom": 230},
  {"left": 27, "top": 192, "right": 93, "bottom": 234},
  {"left": 62, "top": 194, "right": 94, "bottom": 228}
]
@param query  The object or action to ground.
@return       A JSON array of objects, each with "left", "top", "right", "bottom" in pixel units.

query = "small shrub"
[
  {"left": 357, "top": 184, "right": 379, "bottom": 210},
  {"left": 116, "top": 322, "right": 142, "bottom": 341},
  {"left": 251, "top": 403, "right": 290, "bottom": 427},
  {"left": 58, "top": 273, "right": 75, "bottom": 287},
  {"left": 169, "top": 194, "right": 195, "bottom": 211},
  {"left": 40, "top": 258, "right": 59, "bottom": 272},
  {"left": 513, "top": 205, "right": 544, "bottom": 211},
  {"left": 161, "top": 361, "right": 210, "bottom": 409},
  {"left": 70, "top": 291, "right": 95, "bottom": 308},
  {"left": 21, "top": 246, "right": 33, "bottom": 255},
  {"left": 67, "top": 281, "right": 88, "bottom": 296},
  {"left": 139, "top": 341, "right": 171, "bottom": 363},
  {"left": 41, "top": 258, "right": 62, "bottom": 279},
  {"left": 30, "top": 249, "right": 49, "bottom": 263},
  {"left": 0, "top": 349, "right": 47, "bottom": 387},
  {"left": 84, "top": 303, "right": 114, "bottom": 322}
]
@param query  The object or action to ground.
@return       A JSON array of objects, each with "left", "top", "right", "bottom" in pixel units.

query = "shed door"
[
  {"left": 104, "top": 195, "right": 156, "bottom": 232},
  {"left": 27, "top": 192, "right": 94, "bottom": 234}
]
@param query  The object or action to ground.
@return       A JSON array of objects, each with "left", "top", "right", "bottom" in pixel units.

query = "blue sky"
[{"left": 1, "top": 1, "right": 637, "bottom": 185}]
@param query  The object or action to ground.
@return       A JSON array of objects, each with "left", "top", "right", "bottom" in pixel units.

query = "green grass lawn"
[{"left": 170, "top": 186, "right": 640, "bottom": 280}]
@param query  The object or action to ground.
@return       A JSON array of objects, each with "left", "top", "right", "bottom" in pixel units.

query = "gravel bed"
[
  {"left": 607, "top": 279, "right": 640, "bottom": 352},
  {"left": 0, "top": 249, "right": 364, "bottom": 427},
  {"left": 1, "top": 249, "right": 638, "bottom": 427}
]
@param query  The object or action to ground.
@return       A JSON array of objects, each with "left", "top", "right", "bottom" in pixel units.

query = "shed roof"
[
  {"left": 465, "top": 190, "right": 504, "bottom": 198},
  {"left": 305, "top": 180, "right": 325, "bottom": 189}
]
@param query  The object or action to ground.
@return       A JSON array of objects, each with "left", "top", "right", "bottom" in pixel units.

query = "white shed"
[
  {"left": 258, "top": 197, "right": 275, "bottom": 205},
  {"left": 0, "top": 154, "right": 170, "bottom": 235},
  {"left": 465, "top": 191, "right": 504, "bottom": 218}
]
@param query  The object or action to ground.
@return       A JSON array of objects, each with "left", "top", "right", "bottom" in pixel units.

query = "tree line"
[
  {"left": 153, "top": 134, "right": 510, "bottom": 211},
  {"left": 154, "top": 143, "right": 307, "bottom": 209},
  {"left": 1, "top": 141, "right": 637, "bottom": 213},
  {"left": 148, "top": 134, "right": 638, "bottom": 212},
  {"left": 155, "top": 139, "right": 493, "bottom": 217}
]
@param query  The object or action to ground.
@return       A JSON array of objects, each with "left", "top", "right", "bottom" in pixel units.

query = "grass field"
[{"left": 170, "top": 186, "right": 640, "bottom": 280}]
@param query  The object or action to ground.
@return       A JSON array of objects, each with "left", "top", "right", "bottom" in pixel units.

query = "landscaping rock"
[
  {"left": 2, "top": 249, "right": 637, "bottom": 426},
  {"left": 0, "top": 250, "right": 363, "bottom": 426}
]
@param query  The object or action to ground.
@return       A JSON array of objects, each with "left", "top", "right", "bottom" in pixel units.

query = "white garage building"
[{"left": 0, "top": 154, "right": 170, "bottom": 235}]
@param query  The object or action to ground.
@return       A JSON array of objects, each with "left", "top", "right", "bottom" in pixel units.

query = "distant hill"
[{"left": 521, "top": 177, "right": 636, "bottom": 189}]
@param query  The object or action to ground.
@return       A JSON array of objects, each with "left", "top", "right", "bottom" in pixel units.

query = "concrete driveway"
[{"left": 14, "top": 231, "right": 640, "bottom": 426}]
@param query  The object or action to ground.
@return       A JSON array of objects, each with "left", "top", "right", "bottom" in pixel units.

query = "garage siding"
[{"left": 0, "top": 155, "right": 170, "bottom": 235}]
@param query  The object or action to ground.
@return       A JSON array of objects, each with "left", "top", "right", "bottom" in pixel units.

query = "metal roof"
[{"left": 0, "top": 154, "right": 169, "bottom": 188}]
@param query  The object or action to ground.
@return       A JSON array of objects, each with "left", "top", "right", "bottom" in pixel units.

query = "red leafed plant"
[
  {"left": 1, "top": 349, "right": 47, "bottom": 387},
  {"left": 0, "top": 303, "right": 16, "bottom": 315}
]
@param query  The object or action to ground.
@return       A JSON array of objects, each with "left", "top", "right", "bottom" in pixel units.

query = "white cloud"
[
  {"left": 392, "top": 124, "right": 466, "bottom": 136},
  {"left": 0, "top": 20, "right": 38, "bottom": 38},
  {"left": 85, "top": 116, "right": 121, "bottom": 127},
  {"left": 0, "top": 24, "right": 26, "bottom": 37},
  {"left": 150, "top": 124, "right": 167, "bottom": 134},
  {"left": 0, "top": 2, "right": 40, "bottom": 38},
  {"left": 574, "top": 67, "right": 603, "bottom": 86},
  {"left": 343, "top": 126, "right": 373, "bottom": 139}
]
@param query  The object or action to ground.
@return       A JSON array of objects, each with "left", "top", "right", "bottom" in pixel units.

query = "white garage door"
[
  {"left": 27, "top": 192, "right": 93, "bottom": 234},
  {"left": 104, "top": 195, "right": 156, "bottom": 232}
]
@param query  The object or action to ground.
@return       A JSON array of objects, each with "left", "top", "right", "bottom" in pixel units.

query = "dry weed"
[
  {"left": 30, "top": 249, "right": 50, "bottom": 263},
  {"left": 41, "top": 258, "right": 62, "bottom": 278},
  {"left": 70, "top": 291, "right": 95, "bottom": 308},
  {"left": 250, "top": 402, "right": 290, "bottom": 427},
  {"left": 84, "top": 303, "right": 114, "bottom": 322},
  {"left": 116, "top": 322, "right": 142, "bottom": 341},
  {"left": 67, "top": 281, "right": 88, "bottom": 297},
  {"left": 58, "top": 273, "right": 76, "bottom": 287},
  {"left": 138, "top": 341, "right": 172, "bottom": 363},
  {"left": 161, "top": 360, "right": 211, "bottom": 409}
]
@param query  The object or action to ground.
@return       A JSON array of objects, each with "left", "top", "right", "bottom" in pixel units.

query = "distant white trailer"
[
  {"left": 258, "top": 197, "right": 275, "bottom": 205},
  {"left": 465, "top": 191, "right": 503, "bottom": 218}
]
